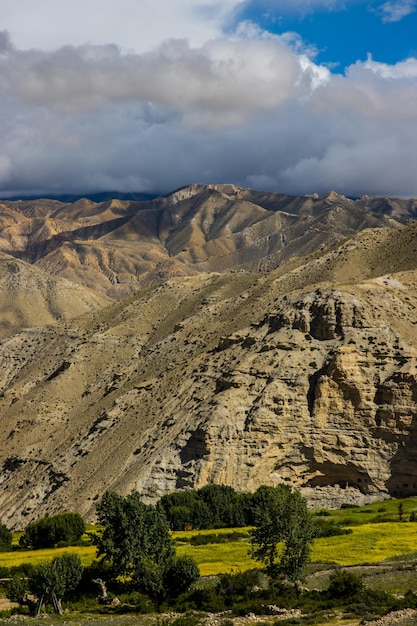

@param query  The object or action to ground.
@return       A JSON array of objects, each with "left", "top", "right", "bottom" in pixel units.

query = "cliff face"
[
  {"left": 133, "top": 285, "right": 417, "bottom": 510},
  {"left": 0, "top": 187, "right": 417, "bottom": 527}
]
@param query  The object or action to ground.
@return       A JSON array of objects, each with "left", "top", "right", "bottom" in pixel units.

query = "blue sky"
[
  {"left": 0, "top": 0, "right": 417, "bottom": 198},
  {"left": 238, "top": 1, "right": 417, "bottom": 69}
]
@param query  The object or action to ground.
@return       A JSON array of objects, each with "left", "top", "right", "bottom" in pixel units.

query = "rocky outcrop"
[
  {"left": 131, "top": 287, "right": 417, "bottom": 510},
  {"left": 0, "top": 191, "right": 416, "bottom": 526}
]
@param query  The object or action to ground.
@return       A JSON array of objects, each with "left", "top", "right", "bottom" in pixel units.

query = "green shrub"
[
  {"left": 7, "top": 574, "right": 30, "bottom": 608},
  {"left": 312, "top": 518, "right": 352, "bottom": 538},
  {"left": 19, "top": 512, "right": 85, "bottom": 549},
  {"left": 216, "top": 569, "right": 261, "bottom": 608},
  {"left": 0, "top": 521, "right": 12, "bottom": 551},
  {"left": 327, "top": 569, "right": 363, "bottom": 599},
  {"left": 174, "top": 587, "right": 226, "bottom": 612},
  {"left": 163, "top": 556, "right": 200, "bottom": 600},
  {"left": 189, "top": 531, "right": 248, "bottom": 545}
]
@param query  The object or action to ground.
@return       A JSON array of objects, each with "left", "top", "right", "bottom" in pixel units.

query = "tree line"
[{"left": 2, "top": 484, "right": 345, "bottom": 615}]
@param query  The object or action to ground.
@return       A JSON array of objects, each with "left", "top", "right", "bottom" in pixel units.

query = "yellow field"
[
  {"left": 2, "top": 521, "right": 417, "bottom": 576},
  {"left": 312, "top": 522, "right": 417, "bottom": 566},
  {"left": 177, "top": 540, "right": 257, "bottom": 576},
  {"left": 0, "top": 545, "right": 96, "bottom": 569}
]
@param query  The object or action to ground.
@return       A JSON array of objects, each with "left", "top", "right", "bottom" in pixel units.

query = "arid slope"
[
  {"left": 1, "top": 185, "right": 416, "bottom": 298},
  {"left": 0, "top": 209, "right": 417, "bottom": 527}
]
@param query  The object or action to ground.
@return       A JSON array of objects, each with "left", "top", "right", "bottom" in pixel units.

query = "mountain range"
[{"left": 0, "top": 184, "right": 417, "bottom": 528}]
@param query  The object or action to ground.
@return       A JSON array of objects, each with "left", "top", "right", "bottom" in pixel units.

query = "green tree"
[
  {"left": 398, "top": 502, "right": 404, "bottom": 522},
  {"left": 7, "top": 574, "right": 32, "bottom": 610},
  {"left": 250, "top": 484, "right": 313, "bottom": 584},
  {"left": 19, "top": 512, "right": 85, "bottom": 549},
  {"left": 94, "top": 491, "right": 175, "bottom": 582},
  {"left": 95, "top": 491, "right": 200, "bottom": 605},
  {"left": 197, "top": 484, "right": 237, "bottom": 528},
  {"left": 0, "top": 521, "right": 12, "bottom": 551},
  {"left": 158, "top": 491, "right": 199, "bottom": 530},
  {"left": 28, "top": 553, "right": 83, "bottom": 616}
]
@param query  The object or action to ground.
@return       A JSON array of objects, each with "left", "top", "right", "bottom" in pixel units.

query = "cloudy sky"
[{"left": 1, "top": 0, "right": 417, "bottom": 198}]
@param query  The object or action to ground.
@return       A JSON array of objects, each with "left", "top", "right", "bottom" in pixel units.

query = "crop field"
[
  {"left": 174, "top": 522, "right": 417, "bottom": 576},
  {"left": 2, "top": 499, "right": 417, "bottom": 578},
  {"left": 0, "top": 544, "right": 96, "bottom": 569},
  {"left": 312, "top": 522, "right": 417, "bottom": 566}
]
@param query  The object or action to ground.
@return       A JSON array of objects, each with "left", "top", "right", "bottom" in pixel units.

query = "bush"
[
  {"left": 7, "top": 574, "right": 30, "bottom": 608},
  {"left": 118, "top": 590, "right": 154, "bottom": 613},
  {"left": 0, "top": 521, "right": 12, "bottom": 551},
  {"left": 189, "top": 531, "right": 247, "bottom": 545},
  {"left": 174, "top": 587, "right": 226, "bottom": 613},
  {"left": 19, "top": 512, "right": 85, "bottom": 549},
  {"left": 327, "top": 569, "right": 363, "bottom": 599},
  {"left": 163, "top": 556, "right": 200, "bottom": 599},
  {"left": 216, "top": 569, "right": 261, "bottom": 608},
  {"left": 312, "top": 518, "right": 352, "bottom": 538}
]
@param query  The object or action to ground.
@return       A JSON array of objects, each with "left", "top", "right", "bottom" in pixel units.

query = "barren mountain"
[
  {"left": 0, "top": 252, "right": 110, "bottom": 340},
  {"left": 0, "top": 184, "right": 417, "bottom": 527},
  {"left": 1, "top": 185, "right": 416, "bottom": 298}
]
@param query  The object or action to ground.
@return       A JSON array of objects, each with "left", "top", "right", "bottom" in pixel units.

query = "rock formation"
[{"left": 0, "top": 186, "right": 416, "bottom": 526}]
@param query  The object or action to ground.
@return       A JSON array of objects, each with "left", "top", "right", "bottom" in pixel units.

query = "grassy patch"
[
  {"left": 175, "top": 520, "right": 417, "bottom": 575},
  {"left": 0, "top": 544, "right": 96, "bottom": 569},
  {"left": 312, "top": 523, "right": 417, "bottom": 565},
  {"left": 176, "top": 540, "right": 257, "bottom": 576},
  {"left": 1, "top": 502, "right": 417, "bottom": 579},
  {"left": 323, "top": 497, "right": 417, "bottom": 525}
]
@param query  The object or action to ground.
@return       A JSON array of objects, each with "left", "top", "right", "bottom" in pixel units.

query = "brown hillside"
[
  {"left": 0, "top": 185, "right": 412, "bottom": 299},
  {"left": 0, "top": 206, "right": 417, "bottom": 526}
]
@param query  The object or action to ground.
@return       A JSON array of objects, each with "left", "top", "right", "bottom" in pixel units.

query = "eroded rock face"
[
  {"left": 129, "top": 288, "right": 417, "bottom": 510},
  {"left": 0, "top": 249, "right": 417, "bottom": 525}
]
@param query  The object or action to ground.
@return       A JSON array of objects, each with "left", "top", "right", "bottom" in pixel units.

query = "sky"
[{"left": 1, "top": 0, "right": 417, "bottom": 198}]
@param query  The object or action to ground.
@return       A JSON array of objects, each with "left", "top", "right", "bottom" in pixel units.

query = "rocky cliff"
[{"left": 0, "top": 187, "right": 417, "bottom": 527}]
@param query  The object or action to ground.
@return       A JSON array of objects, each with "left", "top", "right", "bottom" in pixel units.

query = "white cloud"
[
  {"left": 0, "top": 5, "right": 417, "bottom": 200},
  {"left": 0, "top": 0, "right": 244, "bottom": 53},
  {"left": 378, "top": 0, "right": 416, "bottom": 22},
  {"left": 310, "top": 57, "right": 417, "bottom": 121},
  {"left": 0, "top": 36, "right": 303, "bottom": 120}
]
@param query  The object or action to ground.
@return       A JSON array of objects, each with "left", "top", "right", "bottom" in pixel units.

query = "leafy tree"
[
  {"left": 19, "top": 512, "right": 85, "bottom": 549},
  {"left": 250, "top": 484, "right": 313, "bottom": 584},
  {"left": 158, "top": 486, "right": 255, "bottom": 530},
  {"left": 7, "top": 574, "right": 32, "bottom": 610},
  {"left": 28, "top": 553, "right": 83, "bottom": 615},
  {"left": 94, "top": 491, "right": 200, "bottom": 605},
  {"left": 94, "top": 491, "right": 175, "bottom": 582},
  {"left": 0, "top": 521, "right": 12, "bottom": 551},
  {"left": 398, "top": 502, "right": 404, "bottom": 522},
  {"left": 197, "top": 484, "right": 237, "bottom": 528}
]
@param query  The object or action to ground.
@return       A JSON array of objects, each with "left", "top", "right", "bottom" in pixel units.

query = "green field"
[
  {"left": 174, "top": 522, "right": 417, "bottom": 576},
  {"left": 2, "top": 498, "right": 417, "bottom": 577}
]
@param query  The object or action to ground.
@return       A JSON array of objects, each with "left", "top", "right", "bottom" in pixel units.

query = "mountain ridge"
[
  {"left": 0, "top": 184, "right": 414, "bottom": 299},
  {"left": 0, "top": 185, "right": 417, "bottom": 527}
]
